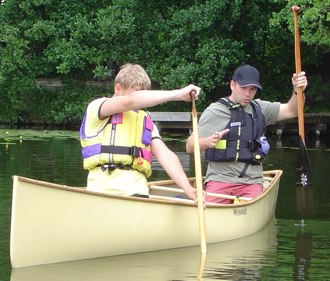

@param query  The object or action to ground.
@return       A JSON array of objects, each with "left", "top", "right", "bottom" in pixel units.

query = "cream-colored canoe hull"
[
  {"left": 11, "top": 217, "right": 277, "bottom": 281},
  {"left": 10, "top": 170, "right": 282, "bottom": 268}
]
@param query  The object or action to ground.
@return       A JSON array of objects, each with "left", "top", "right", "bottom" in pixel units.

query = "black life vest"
[{"left": 205, "top": 97, "right": 268, "bottom": 165}]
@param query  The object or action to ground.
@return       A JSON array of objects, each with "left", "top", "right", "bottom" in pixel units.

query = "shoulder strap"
[
  {"left": 250, "top": 101, "right": 266, "bottom": 136},
  {"left": 218, "top": 97, "right": 241, "bottom": 110}
]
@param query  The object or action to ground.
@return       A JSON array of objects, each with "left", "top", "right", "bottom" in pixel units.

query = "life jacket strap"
[
  {"left": 240, "top": 140, "right": 260, "bottom": 151},
  {"left": 224, "top": 140, "right": 259, "bottom": 151},
  {"left": 238, "top": 163, "right": 250, "bottom": 178},
  {"left": 100, "top": 163, "right": 133, "bottom": 172},
  {"left": 101, "top": 145, "right": 140, "bottom": 157}
]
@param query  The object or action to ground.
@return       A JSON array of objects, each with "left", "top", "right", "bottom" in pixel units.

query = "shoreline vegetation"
[
  {"left": 1, "top": 114, "right": 330, "bottom": 140},
  {"left": 1, "top": 1, "right": 329, "bottom": 129}
]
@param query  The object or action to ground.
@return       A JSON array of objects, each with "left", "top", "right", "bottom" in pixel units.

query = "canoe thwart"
[{"left": 149, "top": 185, "right": 252, "bottom": 201}]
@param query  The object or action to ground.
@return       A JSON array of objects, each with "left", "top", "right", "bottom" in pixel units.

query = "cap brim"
[{"left": 237, "top": 81, "right": 262, "bottom": 90}]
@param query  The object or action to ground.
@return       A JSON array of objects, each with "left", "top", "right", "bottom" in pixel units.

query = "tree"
[
  {"left": 0, "top": 0, "right": 329, "bottom": 125},
  {"left": 270, "top": 0, "right": 330, "bottom": 110}
]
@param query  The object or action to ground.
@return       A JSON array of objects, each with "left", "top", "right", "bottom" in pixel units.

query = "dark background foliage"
[{"left": 0, "top": 0, "right": 329, "bottom": 126}]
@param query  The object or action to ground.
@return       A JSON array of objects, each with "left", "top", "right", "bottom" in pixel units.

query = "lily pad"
[{"left": 0, "top": 129, "right": 79, "bottom": 141}]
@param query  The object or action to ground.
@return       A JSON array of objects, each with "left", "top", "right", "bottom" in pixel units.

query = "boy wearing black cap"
[{"left": 186, "top": 64, "right": 308, "bottom": 203}]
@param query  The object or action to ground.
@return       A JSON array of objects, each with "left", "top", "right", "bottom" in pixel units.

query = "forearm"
[
  {"left": 101, "top": 84, "right": 200, "bottom": 118},
  {"left": 100, "top": 90, "right": 180, "bottom": 118},
  {"left": 288, "top": 91, "right": 300, "bottom": 116},
  {"left": 277, "top": 91, "right": 305, "bottom": 121},
  {"left": 278, "top": 70, "right": 307, "bottom": 121},
  {"left": 186, "top": 130, "right": 228, "bottom": 153},
  {"left": 158, "top": 150, "right": 192, "bottom": 191},
  {"left": 129, "top": 90, "right": 181, "bottom": 109},
  {"left": 186, "top": 135, "right": 208, "bottom": 153}
]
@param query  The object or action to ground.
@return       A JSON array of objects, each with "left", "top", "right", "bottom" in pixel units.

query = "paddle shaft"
[
  {"left": 192, "top": 97, "right": 207, "bottom": 254},
  {"left": 292, "top": 6, "right": 305, "bottom": 143}
]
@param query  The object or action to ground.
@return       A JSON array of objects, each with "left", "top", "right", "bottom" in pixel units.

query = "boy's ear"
[{"left": 114, "top": 83, "right": 121, "bottom": 93}]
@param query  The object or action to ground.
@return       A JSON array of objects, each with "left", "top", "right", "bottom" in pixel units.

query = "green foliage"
[
  {"left": 0, "top": 0, "right": 329, "bottom": 126},
  {"left": 33, "top": 83, "right": 108, "bottom": 125},
  {"left": 286, "top": 0, "right": 330, "bottom": 52},
  {"left": 269, "top": 0, "right": 330, "bottom": 108}
]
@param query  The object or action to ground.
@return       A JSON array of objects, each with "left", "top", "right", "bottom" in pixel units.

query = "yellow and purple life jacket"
[{"left": 80, "top": 110, "right": 153, "bottom": 177}]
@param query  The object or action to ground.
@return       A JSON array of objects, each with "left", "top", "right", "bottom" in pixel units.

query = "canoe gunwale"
[
  {"left": 13, "top": 176, "right": 198, "bottom": 207},
  {"left": 12, "top": 169, "right": 282, "bottom": 209}
]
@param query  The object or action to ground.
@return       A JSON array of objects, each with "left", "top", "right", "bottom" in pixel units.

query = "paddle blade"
[
  {"left": 296, "top": 137, "right": 312, "bottom": 187},
  {"left": 296, "top": 185, "right": 313, "bottom": 217}
]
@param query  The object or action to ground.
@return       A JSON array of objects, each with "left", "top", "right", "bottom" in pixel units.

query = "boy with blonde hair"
[{"left": 80, "top": 63, "right": 201, "bottom": 200}]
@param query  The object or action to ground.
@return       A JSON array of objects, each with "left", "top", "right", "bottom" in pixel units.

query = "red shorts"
[{"left": 205, "top": 181, "right": 263, "bottom": 204}]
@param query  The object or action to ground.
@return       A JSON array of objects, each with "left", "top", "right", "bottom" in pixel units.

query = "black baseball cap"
[{"left": 232, "top": 65, "right": 262, "bottom": 89}]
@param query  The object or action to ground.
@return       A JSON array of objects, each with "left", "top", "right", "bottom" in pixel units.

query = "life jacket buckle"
[
  {"left": 100, "top": 164, "right": 117, "bottom": 173},
  {"left": 108, "top": 164, "right": 117, "bottom": 171},
  {"left": 100, "top": 163, "right": 132, "bottom": 173},
  {"left": 129, "top": 146, "right": 140, "bottom": 157},
  {"left": 248, "top": 140, "right": 258, "bottom": 151}
]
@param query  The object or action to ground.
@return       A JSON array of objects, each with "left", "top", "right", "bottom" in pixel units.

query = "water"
[{"left": 1, "top": 130, "right": 330, "bottom": 281}]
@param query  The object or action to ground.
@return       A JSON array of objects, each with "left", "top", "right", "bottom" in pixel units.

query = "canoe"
[
  {"left": 10, "top": 169, "right": 282, "bottom": 268},
  {"left": 11, "top": 217, "right": 277, "bottom": 281}
]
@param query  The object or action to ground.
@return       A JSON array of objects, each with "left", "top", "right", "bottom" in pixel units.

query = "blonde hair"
[{"left": 114, "top": 63, "right": 151, "bottom": 90}]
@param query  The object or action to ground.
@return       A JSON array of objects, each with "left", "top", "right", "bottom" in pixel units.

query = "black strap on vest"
[
  {"left": 101, "top": 145, "right": 140, "bottom": 157},
  {"left": 238, "top": 163, "right": 249, "bottom": 178}
]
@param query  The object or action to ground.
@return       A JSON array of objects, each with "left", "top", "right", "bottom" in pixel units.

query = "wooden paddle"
[
  {"left": 191, "top": 95, "right": 207, "bottom": 254},
  {"left": 292, "top": 6, "right": 312, "bottom": 187}
]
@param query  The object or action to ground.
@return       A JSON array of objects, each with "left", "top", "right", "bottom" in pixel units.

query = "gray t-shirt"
[{"left": 199, "top": 98, "right": 280, "bottom": 185}]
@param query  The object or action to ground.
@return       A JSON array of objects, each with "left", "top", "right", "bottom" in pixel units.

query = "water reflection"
[
  {"left": 11, "top": 218, "right": 277, "bottom": 281},
  {"left": 202, "top": 218, "right": 277, "bottom": 280},
  {"left": 294, "top": 230, "right": 313, "bottom": 281}
]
